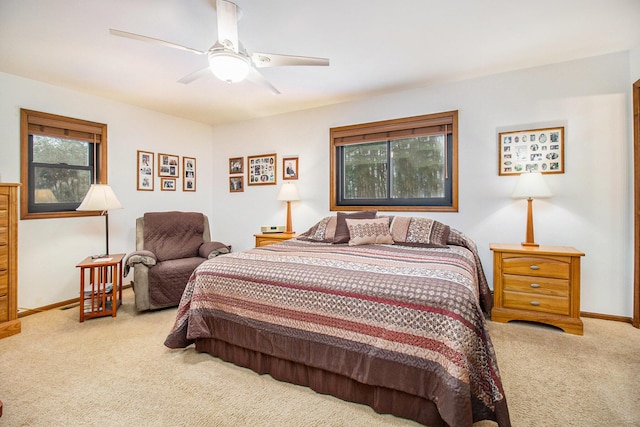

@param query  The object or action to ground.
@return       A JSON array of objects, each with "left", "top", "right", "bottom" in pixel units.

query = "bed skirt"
[{"left": 195, "top": 337, "right": 448, "bottom": 427}]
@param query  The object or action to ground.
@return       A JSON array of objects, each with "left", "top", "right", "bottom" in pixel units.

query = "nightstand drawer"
[
  {"left": 502, "top": 255, "right": 570, "bottom": 279},
  {"left": 502, "top": 274, "right": 569, "bottom": 297},
  {"left": 503, "top": 290, "right": 569, "bottom": 315}
]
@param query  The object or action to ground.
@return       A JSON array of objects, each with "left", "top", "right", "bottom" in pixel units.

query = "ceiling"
[{"left": 1, "top": 0, "right": 639, "bottom": 127}]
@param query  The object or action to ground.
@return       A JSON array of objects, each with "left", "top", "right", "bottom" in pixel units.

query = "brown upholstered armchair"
[{"left": 124, "top": 211, "right": 230, "bottom": 311}]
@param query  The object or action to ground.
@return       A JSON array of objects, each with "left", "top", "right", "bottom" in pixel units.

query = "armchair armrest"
[
  {"left": 124, "top": 250, "right": 157, "bottom": 276},
  {"left": 199, "top": 241, "right": 231, "bottom": 259}
]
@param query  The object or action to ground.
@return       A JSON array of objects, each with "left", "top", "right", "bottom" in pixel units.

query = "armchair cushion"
[{"left": 143, "top": 212, "right": 204, "bottom": 262}]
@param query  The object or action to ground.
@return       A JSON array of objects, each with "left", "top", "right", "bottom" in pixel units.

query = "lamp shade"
[
  {"left": 76, "top": 184, "right": 123, "bottom": 213},
  {"left": 512, "top": 172, "right": 552, "bottom": 199},
  {"left": 277, "top": 182, "right": 300, "bottom": 202},
  {"left": 208, "top": 51, "right": 251, "bottom": 83}
]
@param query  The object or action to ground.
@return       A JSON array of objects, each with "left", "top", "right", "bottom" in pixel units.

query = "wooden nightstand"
[
  {"left": 490, "top": 243, "right": 584, "bottom": 335},
  {"left": 254, "top": 233, "right": 297, "bottom": 247}
]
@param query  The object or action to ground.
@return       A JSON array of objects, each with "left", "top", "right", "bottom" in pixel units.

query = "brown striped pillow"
[
  {"left": 345, "top": 217, "right": 394, "bottom": 246},
  {"left": 333, "top": 210, "right": 377, "bottom": 243},
  {"left": 390, "top": 216, "right": 450, "bottom": 247},
  {"left": 297, "top": 216, "right": 337, "bottom": 242}
]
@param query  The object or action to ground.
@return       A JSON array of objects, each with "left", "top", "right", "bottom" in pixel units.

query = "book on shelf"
[{"left": 83, "top": 283, "right": 113, "bottom": 296}]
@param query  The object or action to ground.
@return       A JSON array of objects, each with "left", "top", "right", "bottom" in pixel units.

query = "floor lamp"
[
  {"left": 277, "top": 182, "right": 300, "bottom": 234},
  {"left": 77, "top": 184, "right": 123, "bottom": 256},
  {"left": 512, "top": 172, "right": 552, "bottom": 247}
]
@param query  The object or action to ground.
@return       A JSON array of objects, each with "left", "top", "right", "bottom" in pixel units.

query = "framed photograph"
[
  {"left": 137, "top": 150, "right": 154, "bottom": 191},
  {"left": 158, "top": 153, "right": 179, "bottom": 177},
  {"left": 183, "top": 156, "right": 196, "bottom": 192},
  {"left": 247, "top": 153, "right": 277, "bottom": 185},
  {"left": 229, "top": 157, "right": 244, "bottom": 174},
  {"left": 160, "top": 178, "right": 176, "bottom": 191},
  {"left": 229, "top": 176, "right": 244, "bottom": 193},
  {"left": 498, "top": 127, "right": 564, "bottom": 175},
  {"left": 283, "top": 157, "right": 299, "bottom": 180}
]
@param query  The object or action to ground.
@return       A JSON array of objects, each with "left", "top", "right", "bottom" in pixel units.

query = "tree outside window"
[
  {"left": 331, "top": 111, "right": 457, "bottom": 212},
  {"left": 20, "top": 109, "right": 108, "bottom": 219}
]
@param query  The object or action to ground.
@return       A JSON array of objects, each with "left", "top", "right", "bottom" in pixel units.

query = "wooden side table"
[
  {"left": 76, "top": 253, "right": 125, "bottom": 322},
  {"left": 490, "top": 243, "right": 584, "bottom": 335},
  {"left": 254, "top": 232, "right": 297, "bottom": 247}
]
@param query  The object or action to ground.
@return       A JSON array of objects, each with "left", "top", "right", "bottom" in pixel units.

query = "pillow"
[
  {"left": 390, "top": 216, "right": 450, "bottom": 247},
  {"left": 333, "top": 210, "right": 377, "bottom": 244},
  {"left": 345, "top": 217, "right": 394, "bottom": 246},
  {"left": 297, "top": 216, "right": 337, "bottom": 242}
]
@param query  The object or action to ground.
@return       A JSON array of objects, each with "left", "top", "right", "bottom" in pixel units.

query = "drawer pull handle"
[
  {"left": 530, "top": 283, "right": 541, "bottom": 288},
  {"left": 530, "top": 301, "right": 540, "bottom": 306},
  {"left": 530, "top": 265, "right": 540, "bottom": 270}
]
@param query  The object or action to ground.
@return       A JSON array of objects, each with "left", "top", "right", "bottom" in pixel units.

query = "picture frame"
[
  {"left": 160, "top": 178, "right": 176, "bottom": 191},
  {"left": 229, "top": 157, "right": 244, "bottom": 174},
  {"left": 158, "top": 153, "right": 179, "bottom": 177},
  {"left": 183, "top": 156, "right": 196, "bottom": 192},
  {"left": 283, "top": 157, "right": 299, "bottom": 180},
  {"left": 498, "top": 127, "right": 564, "bottom": 175},
  {"left": 247, "top": 153, "right": 277, "bottom": 185},
  {"left": 229, "top": 176, "right": 244, "bottom": 193},
  {"left": 136, "top": 150, "right": 154, "bottom": 191}
]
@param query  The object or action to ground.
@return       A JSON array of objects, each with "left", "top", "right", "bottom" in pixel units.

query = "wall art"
[
  {"left": 158, "top": 153, "right": 179, "bottom": 177},
  {"left": 283, "top": 156, "right": 298, "bottom": 180},
  {"left": 160, "top": 178, "right": 176, "bottom": 191},
  {"left": 247, "top": 153, "right": 277, "bottom": 185},
  {"left": 229, "top": 157, "right": 244, "bottom": 174},
  {"left": 229, "top": 176, "right": 244, "bottom": 192},
  {"left": 137, "top": 150, "right": 154, "bottom": 191},
  {"left": 498, "top": 127, "right": 564, "bottom": 175},
  {"left": 183, "top": 156, "right": 196, "bottom": 192}
]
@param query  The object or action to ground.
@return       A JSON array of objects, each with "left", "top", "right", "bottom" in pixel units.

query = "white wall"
[
  {"left": 211, "top": 51, "right": 634, "bottom": 318},
  {"left": 0, "top": 72, "right": 214, "bottom": 310},
  {"left": 1, "top": 50, "right": 636, "bottom": 318}
]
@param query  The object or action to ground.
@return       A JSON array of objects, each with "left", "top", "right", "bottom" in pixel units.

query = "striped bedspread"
[{"left": 165, "top": 236, "right": 510, "bottom": 426}]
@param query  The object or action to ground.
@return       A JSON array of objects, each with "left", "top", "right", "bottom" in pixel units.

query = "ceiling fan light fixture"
[{"left": 208, "top": 51, "right": 250, "bottom": 83}]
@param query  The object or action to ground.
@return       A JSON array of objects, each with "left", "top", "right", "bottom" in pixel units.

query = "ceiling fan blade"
[
  {"left": 245, "top": 67, "right": 281, "bottom": 95},
  {"left": 109, "top": 29, "right": 206, "bottom": 55},
  {"left": 215, "top": 0, "right": 239, "bottom": 53},
  {"left": 251, "top": 52, "right": 329, "bottom": 68},
  {"left": 177, "top": 66, "right": 212, "bottom": 84}
]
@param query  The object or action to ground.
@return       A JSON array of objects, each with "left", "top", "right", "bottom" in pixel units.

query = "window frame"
[
  {"left": 20, "top": 109, "right": 108, "bottom": 220},
  {"left": 330, "top": 111, "right": 458, "bottom": 212}
]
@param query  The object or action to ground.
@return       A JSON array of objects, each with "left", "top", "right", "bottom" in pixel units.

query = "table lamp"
[
  {"left": 77, "top": 184, "right": 123, "bottom": 255},
  {"left": 512, "top": 171, "right": 552, "bottom": 247},
  {"left": 277, "top": 182, "right": 300, "bottom": 234}
]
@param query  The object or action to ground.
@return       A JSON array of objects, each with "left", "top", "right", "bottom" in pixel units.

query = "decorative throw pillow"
[
  {"left": 345, "top": 217, "right": 394, "bottom": 246},
  {"left": 333, "top": 210, "right": 377, "bottom": 244},
  {"left": 296, "top": 216, "right": 337, "bottom": 242},
  {"left": 390, "top": 216, "right": 450, "bottom": 247}
]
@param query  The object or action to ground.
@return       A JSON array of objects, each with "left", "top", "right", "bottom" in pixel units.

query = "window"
[
  {"left": 330, "top": 111, "right": 458, "bottom": 212},
  {"left": 20, "top": 109, "right": 108, "bottom": 219}
]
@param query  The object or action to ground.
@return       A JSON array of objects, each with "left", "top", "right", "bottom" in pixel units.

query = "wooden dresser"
[
  {"left": 490, "top": 243, "right": 584, "bottom": 335},
  {"left": 0, "top": 183, "right": 21, "bottom": 339}
]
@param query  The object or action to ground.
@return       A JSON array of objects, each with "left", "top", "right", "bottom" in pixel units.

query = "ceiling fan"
[{"left": 109, "top": 0, "right": 329, "bottom": 94}]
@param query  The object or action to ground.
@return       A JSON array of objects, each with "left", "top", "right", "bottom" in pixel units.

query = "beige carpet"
[{"left": 0, "top": 287, "right": 638, "bottom": 426}]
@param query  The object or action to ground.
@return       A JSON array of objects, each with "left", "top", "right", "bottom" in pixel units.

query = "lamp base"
[{"left": 521, "top": 242, "right": 540, "bottom": 247}]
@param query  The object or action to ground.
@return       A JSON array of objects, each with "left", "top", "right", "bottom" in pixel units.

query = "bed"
[{"left": 165, "top": 215, "right": 511, "bottom": 427}]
